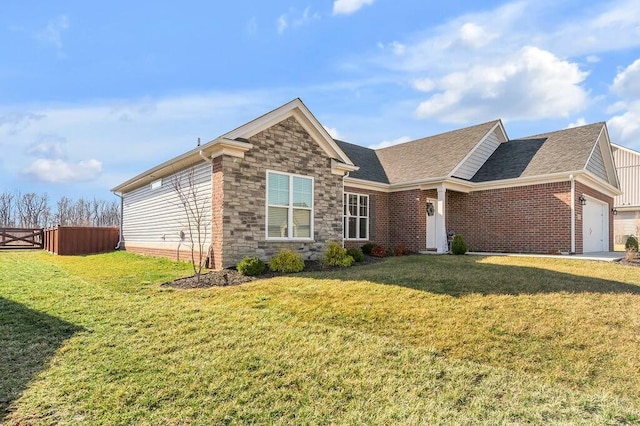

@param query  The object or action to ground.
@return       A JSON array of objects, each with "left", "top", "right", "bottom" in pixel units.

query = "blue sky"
[{"left": 1, "top": 0, "right": 640, "bottom": 202}]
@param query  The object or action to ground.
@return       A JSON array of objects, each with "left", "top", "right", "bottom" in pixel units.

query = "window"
[
  {"left": 343, "top": 193, "right": 369, "bottom": 240},
  {"left": 266, "top": 171, "right": 313, "bottom": 239}
]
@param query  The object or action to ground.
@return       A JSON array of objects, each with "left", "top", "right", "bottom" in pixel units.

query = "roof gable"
[
  {"left": 451, "top": 120, "right": 508, "bottom": 180},
  {"left": 375, "top": 120, "right": 501, "bottom": 184},
  {"left": 472, "top": 122, "right": 612, "bottom": 183},
  {"left": 222, "top": 98, "right": 354, "bottom": 166},
  {"left": 586, "top": 126, "right": 619, "bottom": 188}
]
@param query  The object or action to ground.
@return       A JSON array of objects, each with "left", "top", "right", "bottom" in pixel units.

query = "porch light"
[
  {"left": 578, "top": 195, "right": 587, "bottom": 206},
  {"left": 611, "top": 208, "right": 618, "bottom": 216}
]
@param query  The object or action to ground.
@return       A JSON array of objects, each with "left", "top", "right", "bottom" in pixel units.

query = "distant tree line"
[{"left": 0, "top": 191, "right": 119, "bottom": 228}]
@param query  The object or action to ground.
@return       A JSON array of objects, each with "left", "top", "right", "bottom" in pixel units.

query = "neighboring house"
[
  {"left": 112, "top": 98, "right": 621, "bottom": 269},
  {"left": 612, "top": 144, "right": 640, "bottom": 248}
]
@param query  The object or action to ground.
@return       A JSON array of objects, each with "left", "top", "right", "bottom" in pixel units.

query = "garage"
[{"left": 583, "top": 196, "right": 609, "bottom": 253}]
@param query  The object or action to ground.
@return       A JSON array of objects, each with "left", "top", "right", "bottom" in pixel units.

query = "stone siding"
[{"left": 218, "top": 116, "right": 344, "bottom": 267}]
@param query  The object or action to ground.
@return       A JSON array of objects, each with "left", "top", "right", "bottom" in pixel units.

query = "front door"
[
  {"left": 426, "top": 200, "right": 436, "bottom": 249},
  {"left": 583, "top": 197, "right": 609, "bottom": 253}
]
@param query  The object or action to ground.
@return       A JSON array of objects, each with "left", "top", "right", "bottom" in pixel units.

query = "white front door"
[
  {"left": 583, "top": 197, "right": 609, "bottom": 253},
  {"left": 426, "top": 200, "right": 436, "bottom": 249}
]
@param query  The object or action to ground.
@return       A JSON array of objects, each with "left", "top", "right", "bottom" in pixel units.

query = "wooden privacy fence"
[
  {"left": 0, "top": 228, "right": 44, "bottom": 249},
  {"left": 44, "top": 226, "right": 120, "bottom": 255}
]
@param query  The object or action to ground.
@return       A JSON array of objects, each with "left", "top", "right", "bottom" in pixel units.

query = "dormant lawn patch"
[{"left": 1, "top": 251, "right": 639, "bottom": 424}]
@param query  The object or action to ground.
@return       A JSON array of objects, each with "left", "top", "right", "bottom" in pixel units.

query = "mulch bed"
[
  {"left": 616, "top": 256, "right": 640, "bottom": 267},
  {"left": 163, "top": 256, "right": 384, "bottom": 289}
]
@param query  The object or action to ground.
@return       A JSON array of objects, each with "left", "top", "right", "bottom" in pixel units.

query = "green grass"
[{"left": 1, "top": 251, "right": 639, "bottom": 424}]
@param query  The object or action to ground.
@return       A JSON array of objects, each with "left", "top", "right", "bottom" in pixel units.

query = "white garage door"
[{"left": 583, "top": 197, "right": 609, "bottom": 253}]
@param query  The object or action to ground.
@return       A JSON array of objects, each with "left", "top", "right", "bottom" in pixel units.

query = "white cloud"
[
  {"left": 607, "top": 58, "right": 640, "bottom": 147},
  {"left": 608, "top": 104, "right": 640, "bottom": 147},
  {"left": 611, "top": 58, "right": 640, "bottom": 98},
  {"left": 333, "top": 0, "right": 374, "bottom": 15},
  {"left": 455, "top": 22, "right": 498, "bottom": 49},
  {"left": 25, "top": 158, "right": 102, "bottom": 183},
  {"left": 0, "top": 112, "right": 45, "bottom": 134},
  {"left": 0, "top": 91, "right": 274, "bottom": 191},
  {"left": 413, "top": 78, "right": 435, "bottom": 92},
  {"left": 377, "top": 41, "right": 406, "bottom": 56},
  {"left": 277, "top": 15, "right": 288, "bottom": 34},
  {"left": 277, "top": 7, "right": 320, "bottom": 33},
  {"left": 586, "top": 55, "right": 600, "bottom": 63},
  {"left": 35, "top": 15, "right": 69, "bottom": 50},
  {"left": 323, "top": 126, "right": 345, "bottom": 140},
  {"left": 25, "top": 135, "right": 67, "bottom": 159},
  {"left": 567, "top": 118, "right": 587, "bottom": 128},
  {"left": 369, "top": 135, "right": 411, "bottom": 149},
  {"left": 415, "top": 46, "right": 589, "bottom": 123}
]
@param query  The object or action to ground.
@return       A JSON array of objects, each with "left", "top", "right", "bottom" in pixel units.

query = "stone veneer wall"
[{"left": 217, "top": 116, "right": 344, "bottom": 267}]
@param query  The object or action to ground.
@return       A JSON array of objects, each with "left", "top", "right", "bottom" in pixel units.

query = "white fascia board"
[
  {"left": 469, "top": 171, "right": 581, "bottom": 192},
  {"left": 576, "top": 170, "right": 623, "bottom": 197},
  {"left": 111, "top": 139, "right": 252, "bottom": 194},
  {"left": 343, "top": 177, "right": 391, "bottom": 192},
  {"left": 612, "top": 143, "right": 640, "bottom": 156},
  {"left": 331, "top": 159, "right": 359, "bottom": 176},
  {"left": 222, "top": 98, "right": 355, "bottom": 166}
]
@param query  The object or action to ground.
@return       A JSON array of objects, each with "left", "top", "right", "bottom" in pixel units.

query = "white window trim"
[
  {"left": 265, "top": 170, "right": 314, "bottom": 241},
  {"left": 343, "top": 192, "right": 369, "bottom": 241}
]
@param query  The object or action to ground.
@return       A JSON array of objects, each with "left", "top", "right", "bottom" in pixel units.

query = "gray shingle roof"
[
  {"left": 375, "top": 120, "right": 500, "bottom": 184},
  {"left": 335, "top": 140, "right": 389, "bottom": 183},
  {"left": 472, "top": 122, "right": 604, "bottom": 182}
]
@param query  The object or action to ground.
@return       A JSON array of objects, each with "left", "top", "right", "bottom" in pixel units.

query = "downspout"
[
  {"left": 570, "top": 174, "right": 576, "bottom": 254},
  {"left": 112, "top": 191, "right": 124, "bottom": 250}
]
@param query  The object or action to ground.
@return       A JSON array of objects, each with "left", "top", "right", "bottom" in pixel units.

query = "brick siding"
[{"left": 343, "top": 186, "right": 390, "bottom": 250}]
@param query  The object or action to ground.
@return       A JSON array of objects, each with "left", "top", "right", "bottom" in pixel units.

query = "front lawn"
[{"left": 1, "top": 251, "right": 639, "bottom": 424}]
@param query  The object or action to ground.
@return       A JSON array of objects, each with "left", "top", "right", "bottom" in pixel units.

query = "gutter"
[{"left": 111, "top": 191, "right": 124, "bottom": 250}]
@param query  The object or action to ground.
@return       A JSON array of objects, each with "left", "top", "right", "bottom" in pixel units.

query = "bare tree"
[
  {"left": 16, "top": 192, "right": 50, "bottom": 227},
  {"left": 173, "top": 167, "right": 211, "bottom": 282},
  {"left": 55, "top": 196, "right": 72, "bottom": 226},
  {"left": 0, "top": 192, "right": 15, "bottom": 227}
]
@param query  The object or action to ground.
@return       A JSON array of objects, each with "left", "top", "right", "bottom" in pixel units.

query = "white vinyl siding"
[
  {"left": 343, "top": 193, "right": 369, "bottom": 240},
  {"left": 122, "top": 162, "right": 212, "bottom": 248},
  {"left": 586, "top": 144, "right": 608, "bottom": 182},
  {"left": 453, "top": 129, "right": 503, "bottom": 180},
  {"left": 266, "top": 171, "right": 314, "bottom": 240},
  {"left": 613, "top": 145, "right": 640, "bottom": 208}
]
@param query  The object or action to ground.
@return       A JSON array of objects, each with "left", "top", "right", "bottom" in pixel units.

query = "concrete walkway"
[{"left": 466, "top": 251, "right": 623, "bottom": 262}]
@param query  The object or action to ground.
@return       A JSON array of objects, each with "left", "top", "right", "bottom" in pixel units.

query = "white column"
[{"left": 436, "top": 184, "right": 448, "bottom": 253}]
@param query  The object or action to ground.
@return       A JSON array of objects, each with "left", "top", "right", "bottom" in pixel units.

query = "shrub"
[
  {"left": 346, "top": 247, "right": 365, "bottom": 262},
  {"left": 451, "top": 234, "right": 468, "bottom": 255},
  {"left": 371, "top": 245, "right": 387, "bottom": 258},
  {"left": 625, "top": 236, "right": 639, "bottom": 251},
  {"left": 269, "top": 249, "right": 305, "bottom": 273},
  {"left": 361, "top": 242, "right": 376, "bottom": 255},
  {"left": 393, "top": 244, "right": 408, "bottom": 256},
  {"left": 236, "top": 256, "right": 265, "bottom": 276},
  {"left": 322, "top": 241, "right": 354, "bottom": 267}
]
